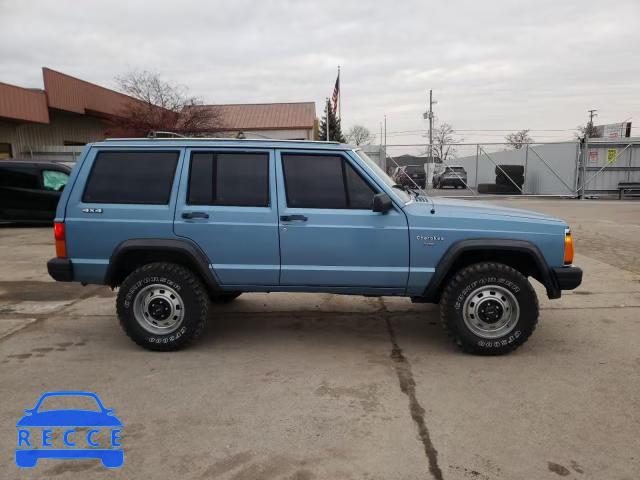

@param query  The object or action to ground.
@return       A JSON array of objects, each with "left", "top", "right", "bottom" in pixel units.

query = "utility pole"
[
  {"left": 587, "top": 109, "right": 597, "bottom": 136},
  {"left": 384, "top": 115, "right": 387, "bottom": 149},
  {"left": 380, "top": 122, "right": 383, "bottom": 146},
  {"left": 423, "top": 89, "right": 437, "bottom": 182}
]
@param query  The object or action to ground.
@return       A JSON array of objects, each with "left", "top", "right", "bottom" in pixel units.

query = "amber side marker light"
[
  {"left": 54, "top": 222, "right": 67, "bottom": 259},
  {"left": 564, "top": 229, "right": 574, "bottom": 265}
]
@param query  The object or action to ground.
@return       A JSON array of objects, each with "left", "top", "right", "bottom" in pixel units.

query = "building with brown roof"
[
  {"left": 0, "top": 68, "right": 317, "bottom": 160},
  {"left": 194, "top": 102, "right": 316, "bottom": 141}
]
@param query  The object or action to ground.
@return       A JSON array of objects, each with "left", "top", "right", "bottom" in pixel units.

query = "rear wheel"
[
  {"left": 116, "top": 262, "right": 209, "bottom": 351},
  {"left": 440, "top": 262, "right": 538, "bottom": 355}
]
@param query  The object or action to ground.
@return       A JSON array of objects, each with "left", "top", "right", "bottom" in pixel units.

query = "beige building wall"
[{"left": 0, "top": 110, "right": 107, "bottom": 158}]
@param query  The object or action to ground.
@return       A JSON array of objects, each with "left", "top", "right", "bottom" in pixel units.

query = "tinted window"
[
  {"left": 405, "top": 166, "right": 424, "bottom": 174},
  {"left": 345, "top": 162, "right": 376, "bottom": 209},
  {"left": 188, "top": 152, "right": 269, "bottom": 207},
  {"left": 0, "top": 166, "right": 39, "bottom": 189},
  {"left": 83, "top": 151, "right": 178, "bottom": 204},
  {"left": 282, "top": 154, "right": 376, "bottom": 209},
  {"left": 42, "top": 170, "right": 69, "bottom": 191}
]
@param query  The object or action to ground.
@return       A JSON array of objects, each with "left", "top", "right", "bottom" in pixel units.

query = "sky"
[{"left": 1, "top": 0, "right": 639, "bottom": 151}]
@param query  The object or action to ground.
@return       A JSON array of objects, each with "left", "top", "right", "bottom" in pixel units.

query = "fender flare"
[
  {"left": 422, "top": 238, "right": 559, "bottom": 302},
  {"left": 104, "top": 238, "right": 220, "bottom": 293}
]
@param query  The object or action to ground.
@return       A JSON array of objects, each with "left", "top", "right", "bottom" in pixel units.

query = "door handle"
[
  {"left": 280, "top": 215, "right": 308, "bottom": 222},
  {"left": 182, "top": 212, "right": 209, "bottom": 219}
]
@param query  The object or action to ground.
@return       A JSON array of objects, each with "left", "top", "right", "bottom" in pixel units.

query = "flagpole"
[
  {"left": 326, "top": 97, "right": 330, "bottom": 142},
  {"left": 338, "top": 65, "right": 341, "bottom": 120}
]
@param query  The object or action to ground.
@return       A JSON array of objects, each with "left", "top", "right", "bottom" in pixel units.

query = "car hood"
[
  {"left": 410, "top": 196, "right": 563, "bottom": 222},
  {"left": 16, "top": 410, "right": 123, "bottom": 427}
]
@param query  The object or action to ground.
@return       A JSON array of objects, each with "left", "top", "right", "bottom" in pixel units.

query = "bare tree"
[
  {"left": 345, "top": 125, "right": 375, "bottom": 146},
  {"left": 574, "top": 123, "right": 600, "bottom": 139},
  {"left": 109, "top": 69, "right": 222, "bottom": 137},
  {"left": 505, "top": 129, "right": 534, "bottom": 149},
  {"left": 431, "top": 123, "right": 462, "bottom": 161}
]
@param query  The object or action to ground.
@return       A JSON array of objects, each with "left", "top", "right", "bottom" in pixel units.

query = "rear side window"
[
  {"left": 0, "top": 166, "right": 39, "bottom": 189},
  {"left": 82, "top": 151, "right": 179, "bottom": 204},
  {"left": 188, "top": 152, "right": 269, "bottom": 206},
  {"left": 282, "top": 154, "right": 377, "bottom": 209}
]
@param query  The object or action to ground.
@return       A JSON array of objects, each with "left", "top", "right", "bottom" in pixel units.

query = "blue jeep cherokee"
[{"left": 47, "top": 138, "right": 582, "bottom": 355}]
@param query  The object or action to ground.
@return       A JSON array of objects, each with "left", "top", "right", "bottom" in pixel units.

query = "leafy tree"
[
  {"left": 505, "top": 129, "right": 534, "bottom": 149},
  {"left": 109, "top": 69, "right": 222, "bottom": 137},
  {"left": 346, "top": 124, "right": 374, "bottom": 146},
  {"left": 318, "top": 101, "right": 346, "bottom": 142}
]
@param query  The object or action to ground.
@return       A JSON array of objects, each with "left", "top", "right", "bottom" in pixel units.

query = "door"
[
  {"left": 174, "top": 148, "right": 280, "bottom": 286},
  {"left": 0, "top": 165, "right": 44, "bottom": 222},
  {"left": 276, "top": 150, "right": 409, "bottom": 290}
]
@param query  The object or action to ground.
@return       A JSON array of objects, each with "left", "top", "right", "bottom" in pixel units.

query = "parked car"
[
  {"left": 47, "top": 138, "right": 581, "bottom": 355},
  {"left": 0, "top": 161, "right": 72, "bottom": 225},
  {"left": 392, "top": 165, "right": 426, "bottom": 189},
  {"left": 433, "top": 165, "right": 467, "bottom": 189}
]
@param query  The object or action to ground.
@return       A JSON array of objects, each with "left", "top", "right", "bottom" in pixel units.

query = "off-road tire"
[
  {"left": 440, "top": 262, "right": 539, "bottom": 355},
  {"left": 116, "top": 262, "right": 209, "bottom": 351},
  {"left": 211, "top": 291, "right": 242, "bottom": 303}
]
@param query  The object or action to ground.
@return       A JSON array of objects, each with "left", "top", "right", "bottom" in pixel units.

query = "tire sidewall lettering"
[{"left": 124, "top": 276, "right": 182, "bottom": 309}]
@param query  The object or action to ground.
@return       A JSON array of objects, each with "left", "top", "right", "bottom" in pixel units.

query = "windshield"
[
  {"left": 405, "top": 166, "right": 425, "bottom": 174},
  {"left": 447, "top": 167, "right": 466, "bottom": 173},
  {"left": 354, "top": 150, "right": 411, "bottom": 203}
]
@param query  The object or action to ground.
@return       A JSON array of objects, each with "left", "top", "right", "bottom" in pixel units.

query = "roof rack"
[{"left": 102, "top": 137, "right": 342, "bottom": 145}]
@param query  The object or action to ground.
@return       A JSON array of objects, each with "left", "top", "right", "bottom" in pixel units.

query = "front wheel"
[
  {"left": 439, "top": 262, "right": 538, "bottom": 355},
  {"left": 116, "top": 262, "right": 209, "bottom": 351}
]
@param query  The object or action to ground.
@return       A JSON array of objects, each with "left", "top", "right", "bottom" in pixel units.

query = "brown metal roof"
[
  {"left": 0, "top": 82, "right": 49, "bottom": 123},
  {"left": 199, "top": 102, "right": 316, "bottom": 130},
  {"left": 43, "top": 67, "right": 136, "bottom": 117}
]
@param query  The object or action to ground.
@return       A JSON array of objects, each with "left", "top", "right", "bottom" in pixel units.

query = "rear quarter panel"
[{"left": 62, "top": 147, "right": 185, "bottom": 284}]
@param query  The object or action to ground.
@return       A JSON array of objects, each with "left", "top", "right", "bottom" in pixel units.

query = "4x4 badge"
[{"left": 82, "top": 208, "right": 103, "bottom": 214}]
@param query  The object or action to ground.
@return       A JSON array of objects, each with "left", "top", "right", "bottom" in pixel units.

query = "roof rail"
[{"left": 102, "top": 137, "right": 342, "bottom": 145}]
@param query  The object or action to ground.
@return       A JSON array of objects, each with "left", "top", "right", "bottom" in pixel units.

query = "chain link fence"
[{"left": 377, "top": 139, "right": 640, "bottom": 198}]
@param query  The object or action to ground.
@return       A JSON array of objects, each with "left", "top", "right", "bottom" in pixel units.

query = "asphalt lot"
[{"left": 1, "top": 198, "right": 639, "bottom": 480}]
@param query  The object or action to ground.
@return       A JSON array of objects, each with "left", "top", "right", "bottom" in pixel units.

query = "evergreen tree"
[{"left": 318, "top": 101, "right": 346, "bottom": 142}]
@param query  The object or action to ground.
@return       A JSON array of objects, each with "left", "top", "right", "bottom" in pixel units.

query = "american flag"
[{"left": 331, "top": 73, "right": 340, "bottom": 115}]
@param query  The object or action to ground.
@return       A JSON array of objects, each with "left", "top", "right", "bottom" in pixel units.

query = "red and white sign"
[{"left": 589, "top": 151, "right": 598, "bottom": 163}]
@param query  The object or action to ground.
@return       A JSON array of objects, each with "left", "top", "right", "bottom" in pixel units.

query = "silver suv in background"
[{"left": 433, "top": 165, "right": 467, "bottom": 189}]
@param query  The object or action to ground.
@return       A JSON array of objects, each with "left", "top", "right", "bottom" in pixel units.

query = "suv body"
[
  {"left": 393, "top": 165, "right": 426, "bottom": 189},
  {"left": 433, "top": 164, "right": 467, "bottom": 189},
  {"left": 0, "top": 161, "right": 72, "bottom": 224},
  {"left": 47, "top": 139, "right": 581, "bottom": 354}
]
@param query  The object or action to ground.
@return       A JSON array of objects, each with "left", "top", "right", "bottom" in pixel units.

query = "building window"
[{"left": 0, "top": 143, "right": 12, "bottom": 159}]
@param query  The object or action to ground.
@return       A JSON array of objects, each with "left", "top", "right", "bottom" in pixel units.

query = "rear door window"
[
  {"left": 82, "top": 151, "right": 179, "bottom": 204},
  {"left": 188, "top": 152, "right": 269, "bottom": 207},
  {"left": 0, "top": 166, "right": 39, "bottom": 189}
]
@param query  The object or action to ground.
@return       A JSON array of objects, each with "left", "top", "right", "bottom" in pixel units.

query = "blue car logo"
[{"left": 15, "top": 391, "right": 123, "bottom": 468}]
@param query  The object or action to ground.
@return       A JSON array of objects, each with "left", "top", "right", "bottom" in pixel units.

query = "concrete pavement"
[{"left": 1, "top": 199, "right": 639, "bottom": 479}]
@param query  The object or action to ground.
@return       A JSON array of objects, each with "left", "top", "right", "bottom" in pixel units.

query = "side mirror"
[{"left": 372, "top": 193, "right": 392, "bottom": 213}]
